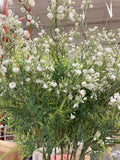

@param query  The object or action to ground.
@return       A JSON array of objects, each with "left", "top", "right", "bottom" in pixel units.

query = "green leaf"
[
  {"left": 65, "top": 136, "right": 75, "bottom": 151},
  {"left": 59, "top": 97, "right": 68, "bottom": 111}
]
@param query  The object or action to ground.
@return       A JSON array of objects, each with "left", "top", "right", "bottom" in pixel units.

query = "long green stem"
[
  {"left": 67, "top": 145, "right": 70, "bottom": 160},
  {"left": 48, "top": 153, "right": 51, "bottom": 160},
  {"left": 54, "top": 147, "right": 56, "bottom": 160},
  {"left": 79, "top": 143, "right": 89, "bottom": 160},
  {"left": 43, "top": 147, "right": 46, "bottom": 160},
  {"left": 70, "top": 151, "right": 73, "bottom": 160},
  {"left": 73, "top": 150, "right": 77, "bottom": 160},
  {"left": 61, "top": 145, "right": 63, "bottom": 160}
]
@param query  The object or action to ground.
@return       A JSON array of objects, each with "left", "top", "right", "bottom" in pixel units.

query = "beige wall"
[{"left": 2, "top": 0, "right": 120, "bottom": 37}]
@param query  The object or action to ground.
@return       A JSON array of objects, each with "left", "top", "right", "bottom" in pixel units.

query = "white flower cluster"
[
  {"left": 0, "top": 10, "right": 24, "bottom": 45},
  {"left": 109, "top": 93, "right": 120, "bottom": 110},
  {"left": 81, "top": 0, "right": 93, "bottom": 10},
  {"left": 9, "top": 82, "right": 16, "bottom": 89},
  {"left": 47, "top": 0, "right": 76, "bottom": 22},
  {"left": 28, "top": 0, "right": 35, "bottom": 6}
]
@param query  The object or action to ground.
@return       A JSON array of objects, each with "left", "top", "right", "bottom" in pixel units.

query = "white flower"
[
  {"left": 28, "top": 0, "right": 35, "bottom": 6},
  {"left": 49, "top": 39, "right": 54, "bottom": 44},
  {"left": 24, "top": 30, "right": 30, "bottom": 39},
  {"left": 57, "top": 5, "right": 64, "bottom": 14},
  {"left": 57, "top": 90, "right": 60, "bottom": 94},
  {"left": 85, "top": 74, "right": 92, "bottom": 80},
  {"left": 75, "top": 69, "right": 82, "bottom": 76},
  {"left": 31, "top": 19, "right": 35, "bottom": 24},
  {"left": 26, "top": 22, "right": 31, "bottom": 26},
  {"left": 50, "top": 82, "right": 57, "bottom": 87},
  {"left": 109, "top": 97, "right": 116, "bottom": 105},
  {"left": 105, "top": 48, "right": 113, "bottom": 53},
  {"left": 43, "top": 83, "right": 48, "bottom": 89},
  {"left": 97, "top": 52, "right": 103, "bottom": 56},
  {"left": 45, "top": 49, "right": 50, "bottom": 53},
  {"left": 68, "top": 0, "right": 72, "bottom": 4},
  {"left": 12, "top": 67, "right": 19, "bottom": 73},
  {"left": 96, "top": 61, "right": 103, "bottom": 66},
  {"left": 35, "top": 79, "right": 43, "bottom": 84},
  {"left": 57, "top": 14, "right": 65, "bottom": 20},
  {"left": 83, "top": 97, "right": 87, "bottom": 101},
  {"left": 69, "top": 37, "right": 73, "bottom": 42},
  {"left": 73, "top": 103, "right": 79, "bottom": 108},
  {"left": 92, "top": 56, "right": 96, "bottom": 61},
  {"left": 50, "top": 66, "right": 55, "bottom": 71},
  {"left": 37, "top": 66, "right": 43, "bottom": 72},
  {"left": 70, "top": 114, "right": 75, "bottom": 119},
  {"left": 83, "top": 69, "right": 88, "bottom": 74},
  {"left": 51, "top": 0, "right": 56, "bottom": 8},
  {"left": 25, "top": 66, "right": 30, "bottom": 72},
  {"left": 51, "top": 0, "right": 56, "bottom": 3},
  {"left": 1, "top": 66, "right": 7, "bottom": 74},
  {"left": 118, "top": 105, "right": 120, "bottom": 110},
  {"left": 9, "top": 82, "right": 16, "bottom": 89},
  {"left": 89, "top": 68, "right": 94, "bottom": 74},
  {"left": 79, "top": 90, "right": 86, "bottom": 97},
  {"left": 88, "top": 83, "right": 95, "bottom": 90},
  {"left": 25, "top": 78, "right": 31, "bottom": 82},
  {"left": 117, "top": 63, "right": 120, "bottom": 69},
  {"left": 114, "top": 93, "right": 120, "bottom": 103},
  {"left": 27, "top": 15, "right": 32, "bottom": 20},
  {"left": 81, "top": 4, "right": 84, "bottom": 9},
  {"left": 75, "top": 95, "right": 82, "bottom": 101},
  {"left": 114, "top": 93, "right": 120, "bottom": 99},
  {"left": 2, "top": 60, "right": 9, "bottom": 66},
  {"left": 110, "top": 74, "right": 116, "bottom": 81},
  {"left": 94, "top": 72, "right": 100, "bottom": 78},
  {"left": 93, "top": 137, "right": 96, "bottom": 141},
  {"left": 89, "top": 4, "right": 93, "bottom": 9},
  {"left": 47, "top": 13, "right": 54, "bottom": 19},
  {"left": 81, "top": 81, "right": 87, "bottom": 87},
  {"left": 96, "top": 132, "right": 101, "bottom": 137},
  {"left": 40, "top": 59, "right": 45, "bottom": 64},
  {"left": 69, "top": 93, "right": 73, "bottom": 100},
  {"left": 69, "top": 12, "right": 75, "bottom": 22},
  {"left": 55, "top": 28, "right": 60, "bottom": 33},
  {"left": 63, "top": 89, "right": 67, "bottom": 93}
]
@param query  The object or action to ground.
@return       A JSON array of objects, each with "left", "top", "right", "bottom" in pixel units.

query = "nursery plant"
[{"left": 0, "top": 0, "right": 120, "bottom": 160}]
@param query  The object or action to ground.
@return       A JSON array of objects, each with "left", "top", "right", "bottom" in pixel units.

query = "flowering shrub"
[{"left": 0, "top": 0, "right": 120, "bottom": 159}]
